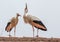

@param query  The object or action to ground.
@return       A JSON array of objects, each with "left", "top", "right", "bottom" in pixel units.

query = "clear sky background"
[{"left": 0, "top": 0, "right": 60, "bottom": 38}]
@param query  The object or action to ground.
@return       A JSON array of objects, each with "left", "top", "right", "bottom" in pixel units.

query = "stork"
[
  {"left": 23, "top": 3, "right": 47, "bottom": 37},
  {"left": 5, "top": 13, "right": 21, "bottom": 37}
]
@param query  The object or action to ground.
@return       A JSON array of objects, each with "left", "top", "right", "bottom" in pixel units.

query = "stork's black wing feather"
[
  {"left": 33, "top": 20, "right": 47, "bottom": 31},
  {"left": 5, "top": 22, "right": 11, "bottom": 31},
  {"left": 33, "top": 20, "right": 46, "bottom": 28}
]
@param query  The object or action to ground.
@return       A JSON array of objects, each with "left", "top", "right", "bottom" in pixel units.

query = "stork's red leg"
[
  {"left": 36, "top": 29, "right": 39, "bottom": 37},
  {"left": 14, "top": 26, "right": 16, "bottom": 37},
  {"left": 32, "top": 26, "right": 34, "bottom": 37},
  {"left": 9, "top": 32, "right": 11, "bottom": 37}
]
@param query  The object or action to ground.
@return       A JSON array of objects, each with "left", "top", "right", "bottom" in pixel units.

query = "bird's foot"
[
  {"left": 36, "top": 35, "right": 39, "bottom": 37},
  {"left": 9, "top": 35, "right": 11, "bottom": 37}
]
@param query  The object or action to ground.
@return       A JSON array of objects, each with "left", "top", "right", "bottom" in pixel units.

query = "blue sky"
[{"left": 0, "top": 0, "right": 60, "bottom": 38}]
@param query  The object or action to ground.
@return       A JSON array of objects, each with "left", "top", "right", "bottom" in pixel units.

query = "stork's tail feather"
[
  {"left": 33, "top": 20, "right": 47, "bottom": 31},
  {"left": 5, "top": 22, "right": 11, "bottom": 32}
]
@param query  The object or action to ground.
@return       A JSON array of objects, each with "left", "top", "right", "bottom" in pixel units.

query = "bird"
[
  {"left": 23, "top": 3, "right": 47, "bottom": 37},
  {"left": 5, "top": 13, "right": 21, "bottom": 37}
]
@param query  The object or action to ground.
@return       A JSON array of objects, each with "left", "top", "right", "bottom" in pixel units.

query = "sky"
[{"left": 0, "top": 0, "right": 60, "bottom": 38}]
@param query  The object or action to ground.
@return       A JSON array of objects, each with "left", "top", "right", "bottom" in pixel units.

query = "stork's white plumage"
[
  {"left": 5, "top": 13, "right": 21, "bottom": 37},
  {"left": 23, "top": 3, "right": 47, "bottom": 37}
]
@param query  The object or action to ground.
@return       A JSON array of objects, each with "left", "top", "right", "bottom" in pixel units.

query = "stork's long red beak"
[{"left": 17, "top": 13, "right": 21, "bottom": 16}]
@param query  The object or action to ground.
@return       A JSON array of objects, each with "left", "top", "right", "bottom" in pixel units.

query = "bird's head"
[
  {"left": 24, "top": 3, "right": 28, "bottom": 14},
  {"left": 17, "top": 13, "right": 21, "bottom": 17}
]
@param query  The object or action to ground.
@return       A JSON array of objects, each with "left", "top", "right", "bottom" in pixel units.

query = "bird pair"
[{"left": 5, "top": 3, "right": 47, "bottom": 37}]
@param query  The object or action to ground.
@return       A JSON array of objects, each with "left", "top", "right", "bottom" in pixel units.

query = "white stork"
[
  {"left": 5, "top": 13, "right": 21, "bottom": 37},
  {"left": 23, "top": 3, "right": 47, "bottom": 37}
]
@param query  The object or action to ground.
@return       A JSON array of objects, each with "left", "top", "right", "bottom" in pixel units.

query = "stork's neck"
[
  {"left": 16, "top": 15, "right": 18, "bottom": 19},
  {"left": 24, "top": 12, "right": 27, "bottom": 16}
]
